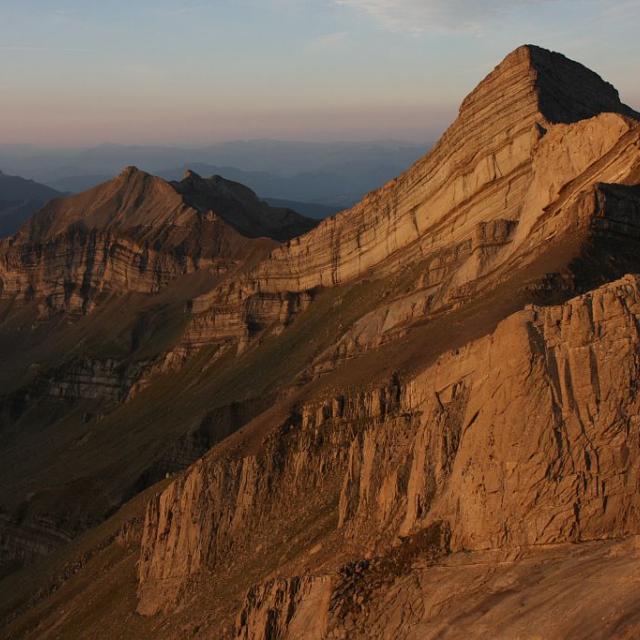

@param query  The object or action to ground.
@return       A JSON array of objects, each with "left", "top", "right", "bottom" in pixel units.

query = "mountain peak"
[
  {"left": 525, "top": 44, "right": 638, "bottom": 123},
  {"left": 119, "top": 165, "right": 143, "bottom": 178},
  {"left": 182, "top": 169, "right": 202, "bottom": 181},
  {"left": 172, "top": 172, "right": 317, "bottom": 241},
  {"left": 460, "top": 44, "right": 638, "bottom": 128},
  {"left": 16, "top": 165, "right": 317, "bottom": 246},
  {"left": 3, "top": 43, "right": 640, "bottom": 640}
]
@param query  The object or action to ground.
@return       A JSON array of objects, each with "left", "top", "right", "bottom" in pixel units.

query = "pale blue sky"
[{"left": 1, "top": 0, "right": 639, "bottom": 145}]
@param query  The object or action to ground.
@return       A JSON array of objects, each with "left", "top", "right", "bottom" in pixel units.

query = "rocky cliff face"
[
  {"left": 0, "top": 167, "right": 317, "bottom": 576},
  {"left": 181, "top": 46, "right": 640, "bottom": 357},
  {"left": 2, "top": 45, "right": 640, "bottom": 640},
  {"left": 246, "top": 45, "right": 636, "bottom": 289},
  {"left": 0, "top": 167, "right": 315, "bottom": 314},
  {"left": 131, "top": 46, "right": 640, "bottom": 637},
  {"left": 136, "top": 275, "right": 640, "bottom": 620}
]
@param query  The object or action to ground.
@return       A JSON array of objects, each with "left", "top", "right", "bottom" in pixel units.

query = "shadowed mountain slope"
[
  {"left": 171, "top": 170, "right": 317, "bottom": 242},
  {"left": 0, "top": 172, "right": 61, "bottom": 239}
]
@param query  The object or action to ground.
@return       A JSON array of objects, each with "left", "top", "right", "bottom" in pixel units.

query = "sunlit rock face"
[
  {"left": 184, "top": 45, "right": 640, "bottom": 357},
  {"left": 131, "top": 46, "right": 640, "bottom": 637},
  {"left": 0, "top": 167, "right": 315, "bottom": 314}
]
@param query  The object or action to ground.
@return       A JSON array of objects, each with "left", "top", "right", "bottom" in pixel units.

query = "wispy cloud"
[
  {"left": 334, "top": 0, "right": 543, "bottom": 34},
  {"left": 308, "top": 31, "right": 349, "bottom": 52}
]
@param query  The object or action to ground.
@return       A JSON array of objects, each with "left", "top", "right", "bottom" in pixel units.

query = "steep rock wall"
[
  {"left": 340, "top": 275, "right": 640, "bottom": 549},
  {"left": 184, "top": 54, "right": 640, "bottom": 355},
  {"left": 0, "top": 228, "right": 221, "bottom": 314},
  {"left": 137, "top": 275, "right": 640, "bottom": 617}
]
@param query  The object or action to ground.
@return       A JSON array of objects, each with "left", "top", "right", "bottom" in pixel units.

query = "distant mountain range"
[
  {"left": 0, "top": 171, "right": 61, "bottom": 237},
  {"left": 155, "top": 161, "right": 409, "bottom": 209},
  {"left": 0, "top": 139, "right": 428, "bottom": 208}
]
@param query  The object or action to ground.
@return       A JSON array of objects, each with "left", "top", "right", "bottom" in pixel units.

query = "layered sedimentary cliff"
[
  {"left": 0, "top": 168, "right": 318, "bottom": 576},
  {"left": 130, "top": 46, "right": 640, "bottom": 639},
  {"left": 136, "top": 275, "right": 640, "bottom": 623},
  {"left": 183, "top": 46, "right": 640, "bottom": 356},
  {"left": 0, "top": 168, "right": 314, "bottom": 314}
]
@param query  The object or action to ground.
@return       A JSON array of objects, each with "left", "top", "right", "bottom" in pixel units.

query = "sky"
[{"left": 1, "top": 0, "right": 639, "bottom": 146}]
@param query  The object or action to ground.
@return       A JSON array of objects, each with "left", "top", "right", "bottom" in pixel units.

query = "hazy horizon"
[
  {"left": 2, "top": 1, "right": 639, "bottom": 147},
  {"left": 0, "top": 136, "right": 435, "bottom": 152}
]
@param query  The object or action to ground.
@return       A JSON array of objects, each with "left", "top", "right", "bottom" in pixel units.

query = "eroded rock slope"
[
  {"left": 181, "top": 45, "right": 640, "bottom": 358},
  {"left": 0, "top": 168, "right": 314, "bottom": 314}
]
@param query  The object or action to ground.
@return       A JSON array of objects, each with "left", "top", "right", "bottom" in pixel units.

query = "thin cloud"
[
  {"left": 308, "top": 31, "right": 349, "bottom": 52},
  {"left": 598, "top": 0, "right": 640, "bottom": 17},
  {"left": 334, "top": 0, "right": 540, "bottom": 34}
]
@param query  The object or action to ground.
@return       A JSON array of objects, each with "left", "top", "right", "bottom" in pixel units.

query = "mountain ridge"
[
  {"left": 0, "top": 171, "right": 61, "bottom": 238},
  {"left": 180, "top": 45, "right": 640, "bottom": 358},
  {"left": 0, "top": 166, "right": 316, "bottom": 315},
  {"left": 1, "top": 44, "right": 640, "bottom": 640},
  {"left": 2, "top": 140, "right": 429, "bottom": 208},
  {"left": 22, "top": 166, "right": 315, "bottom": 246}
]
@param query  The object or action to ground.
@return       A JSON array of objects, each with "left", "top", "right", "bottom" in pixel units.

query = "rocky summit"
[{"left": 1, "top": 45, "right": 640, "bottom": 640}]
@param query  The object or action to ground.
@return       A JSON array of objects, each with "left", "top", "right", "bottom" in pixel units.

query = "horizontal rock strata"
[{"left": 183, "top": 48, "right": 640, "bottom": 358}]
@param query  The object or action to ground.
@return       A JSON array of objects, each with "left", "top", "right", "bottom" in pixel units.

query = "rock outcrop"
[
  {"left": 233, "top": 536, "right": 640, "bottom": 640},
  {"left": 235, "top": 576, "right": 333, "bottom": 640},
  {"left": 181, "top": 46, "right": 640, "bottom": 357},
  {"left": 0, "top": 167, "right": 315, "bottom": 314},
  {"left": 136, "top": 275, "right": 640, "bottom": 618}
]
